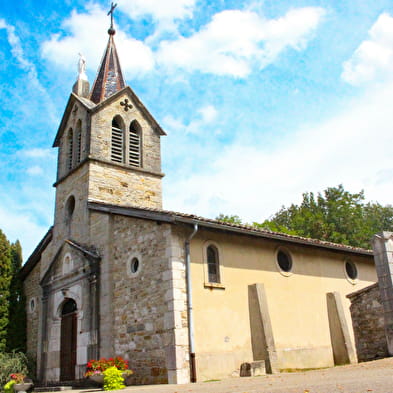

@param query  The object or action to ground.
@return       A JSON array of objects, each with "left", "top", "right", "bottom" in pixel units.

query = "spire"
[{"left": 89, "top": 3, "right": 125, "bottom": 104}]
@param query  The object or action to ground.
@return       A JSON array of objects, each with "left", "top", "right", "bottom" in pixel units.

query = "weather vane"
[{"left": 107, "top": 2, "right": 118, "bottom": 35}]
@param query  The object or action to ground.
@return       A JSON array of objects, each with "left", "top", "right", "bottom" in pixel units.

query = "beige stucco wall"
[{"left": 189, "top": 229, "right": 376, "bottom": 381}]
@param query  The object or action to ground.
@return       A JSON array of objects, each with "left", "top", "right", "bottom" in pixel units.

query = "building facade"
[{"left": 21, "top": 27, "right": 377, "bottom": 385}]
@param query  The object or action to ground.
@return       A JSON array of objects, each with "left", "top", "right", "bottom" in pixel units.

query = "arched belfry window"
[
  {"left": 67, "top": 128, "right": 73, "bottom": 170},
  {"left": 75, "top": 120, "right": 82, "bottom": 164},
  {"left": 111, "top": 116, "right": 124, "bottom": 163},
  {"left": 129, "top": 120, "right": 141, "bottom": 167},
  {"left": 207, "top": 245, "right": 220, "bottom": 283}
]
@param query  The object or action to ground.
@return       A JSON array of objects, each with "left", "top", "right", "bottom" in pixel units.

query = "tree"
[
  {"left": 260, "top": 185, "right": 393, "bottom": 249},
  {"left": 216, "top": 214, "right": 243, "bottom": 225},
  {"left": 0, "top": 230, "right": 12, "bottom": 352},
  {"left": 7, "top": 240, "right": 26, "bottom": 352}
]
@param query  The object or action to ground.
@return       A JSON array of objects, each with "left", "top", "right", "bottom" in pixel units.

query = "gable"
[
  {"left": 53, "top": 94, "right": 95, "bottom": 148},
  {"left": 40, "top": 239, "right": 100, "bottom": 288},
  {"left": 91, "top": 86, "right": 166, "bottom": 136}
]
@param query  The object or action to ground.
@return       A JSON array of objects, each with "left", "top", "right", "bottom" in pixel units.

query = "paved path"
[{"left": 51, "top": 357, "right": 393, "bottom": 393}]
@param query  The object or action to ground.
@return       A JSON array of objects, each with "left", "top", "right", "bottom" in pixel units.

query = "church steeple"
[{"left": 89, "top": 3, "right": 125, "bottom": 104}]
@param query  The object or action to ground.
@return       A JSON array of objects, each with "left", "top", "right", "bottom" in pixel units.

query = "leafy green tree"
[
  {"left": 7, "top": 240, "right": 26, "bottom": 352},
  {"left": 260, "top": 185, "right": 393, "bottom": 249},
  {"left": 0, "top": 230, "right": 12, "bottom": 352},
  {"left": 216, "top": 214, "right": 243, "bottom": 225}
]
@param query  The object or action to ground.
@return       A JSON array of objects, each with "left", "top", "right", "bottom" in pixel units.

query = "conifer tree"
[
  {"left": 7, "top": 240, "right": 26, "bottom": 352},
  {"left": 0, "top": 230, "right": 12, "bottom": 352}
]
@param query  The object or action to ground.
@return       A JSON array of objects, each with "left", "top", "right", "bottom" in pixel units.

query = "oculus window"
[{"left": 276, "top": 248, "right": 293, "bottom": 275}]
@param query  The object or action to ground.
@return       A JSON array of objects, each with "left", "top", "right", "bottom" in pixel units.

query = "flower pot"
[
  {"left": 88, "top": 372, "right": 131, "bottom": 385},
  {"left": 88, "top": 374, "right": 104, "bottom": 384},
  {"left": 13, "top": 383, "right": 33, "bottom": 393}
]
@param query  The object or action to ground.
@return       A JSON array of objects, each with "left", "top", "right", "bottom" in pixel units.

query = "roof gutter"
[{"left": 174, "top": 216, "right": 372, "bottom": 257}]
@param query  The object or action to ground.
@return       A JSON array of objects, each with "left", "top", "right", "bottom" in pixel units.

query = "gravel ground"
[{"left": 53, "top": 357, "right": 393, "bottom": 393}]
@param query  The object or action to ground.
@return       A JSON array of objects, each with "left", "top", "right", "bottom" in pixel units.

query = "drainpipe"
[{"left": 185, "top": 223, "right": 198, "bottom": 383}]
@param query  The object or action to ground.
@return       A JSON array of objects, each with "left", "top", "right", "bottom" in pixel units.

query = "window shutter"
[
  {"left": 129, "top": 126, "right": 141, "bottom": 167},
  {"left": 111, "top": 121, "right": 124, "bottom": 163}
]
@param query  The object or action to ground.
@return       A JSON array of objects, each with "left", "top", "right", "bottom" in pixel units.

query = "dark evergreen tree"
[
  {"left": 7, "top": 240, "right": 26, "bottom": 352},
  {"left": 0, "top": 230, "right": 12, "bottom": 352}
]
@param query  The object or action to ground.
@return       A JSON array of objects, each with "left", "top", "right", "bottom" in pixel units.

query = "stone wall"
[
  {"left": 24, "top": 261, "right": 41, "bottom": 360},
  {"left": 88, "top": 161, "right": 162, "bottom": 209},
  {"left": 57, "top": 100, "right": 90, "bottom": 180},
  {"left": 90, "top": 92, "right": 162, "bottom": 174},
  {"left": 110, "top": 216, "right": 189, "bottom": 385},
  {"left": 347, "top": 283, "right": 388, "bottom": 361}
]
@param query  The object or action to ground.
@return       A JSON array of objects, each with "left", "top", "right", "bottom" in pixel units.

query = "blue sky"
[{"left": 1, "top": 0, "right": 393, "bottom": 259}]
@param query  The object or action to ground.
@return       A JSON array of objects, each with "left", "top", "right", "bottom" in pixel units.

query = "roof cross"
[{"left": 107, "top": 2, "right": 118, "bottom": 34}]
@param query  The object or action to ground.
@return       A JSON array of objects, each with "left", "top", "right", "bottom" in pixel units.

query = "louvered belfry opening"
[
  {"left": 129, "top": 120, "right": 141, "bottom": 167},
  {"left": 75, "top": 120, "right": 82, "bottom": 164},
  {"left": 67, "top": 129, "right": 73, "bottom": 170},
  {"left": 111, "top": 117, "right": 124, "bottom": 163}
]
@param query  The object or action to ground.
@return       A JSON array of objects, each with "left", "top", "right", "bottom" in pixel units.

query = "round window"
[
  {"left": 345, "top": 260, "right": 358, "bottom": 280},
  {"left": 130, "top": 257, "right": 139, "bottom": 274},
  {"left": 277, "top": 250, "right": 292, "bottom": 273}
]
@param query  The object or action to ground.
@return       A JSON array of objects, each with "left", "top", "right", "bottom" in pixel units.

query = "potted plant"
[
  {"left": 4, "top": 374, "right": 33, "bottom": 393},
  {"left": 85, "top": 357, "right": 132, "bottom": 385}
]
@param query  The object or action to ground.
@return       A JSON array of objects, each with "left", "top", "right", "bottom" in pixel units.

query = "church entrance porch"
[{"left": 60, "top": 299, "right": 78, "bottom": 381}]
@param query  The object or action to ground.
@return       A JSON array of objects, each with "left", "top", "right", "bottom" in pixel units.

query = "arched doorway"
[{"left": 60, "top": 299, "right": 77, "bottom": 381}]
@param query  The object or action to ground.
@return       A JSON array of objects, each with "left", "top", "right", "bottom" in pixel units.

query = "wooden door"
[{"left": 60, "top": 302, "right": 77, "bottom": 381}]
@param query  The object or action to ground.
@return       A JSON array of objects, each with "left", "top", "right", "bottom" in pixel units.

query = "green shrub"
[
  {"left": 0, "top": 352, "right": 29, "bottom": 391},
  {"left": 3, "top": 380, "right": 15, "bottom": 393},
  {"left": 103, "top": 366, "right": 125, "bottom": 391}
]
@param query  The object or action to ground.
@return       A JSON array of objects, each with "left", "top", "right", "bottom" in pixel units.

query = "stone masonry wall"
[
  {"left": 347, "top": 283, "right": 388, "bottom": 361},
  {"left": 57, "top": 100, "right": 90, "bottom": 180},
  {"left": 90, "top": 92, "right": 162, "bottom": 174},
  {"left": 110, "top": 216, "right": 189, "bottom": 385},
  {"left": 88, "top": 161, "right": 162, "bottom": 209},
  {"left": 24, "top": 261, "right": 41, "bottom": 360}
]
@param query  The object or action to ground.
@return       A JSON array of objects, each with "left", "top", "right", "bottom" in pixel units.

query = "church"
[{"left": 21, "top": 15, "right": 377, "bottom": 386}]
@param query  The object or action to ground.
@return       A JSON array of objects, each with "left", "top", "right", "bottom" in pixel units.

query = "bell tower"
[{"left": 51, "top": 12, "right": 165, "bottom": 239}]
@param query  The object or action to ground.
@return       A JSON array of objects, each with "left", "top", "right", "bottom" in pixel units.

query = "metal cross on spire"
[{"left": 107, "top": 2, "right": 118, "bottom": 35}]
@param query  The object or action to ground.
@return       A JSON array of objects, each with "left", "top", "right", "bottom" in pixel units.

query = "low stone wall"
[{"left": 347, "top": 283, "right": 388, "bottom": 362}]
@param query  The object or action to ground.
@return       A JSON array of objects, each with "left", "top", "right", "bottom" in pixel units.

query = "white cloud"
[
  {"left": 27, "top": 166, "right": 44, "bottom": 176},
  {"left": 157, "top": 7, "right": 325, "bottom": 77},
  {"left": 1, "top": 20, "right": 43, "bottom": 88},
  {"left": 164, "top": 104, "right": 218, "bottom": 135},
  {"left": 164, "top": 82, "right": 393, "bottom": 222},
  {"left": 22, "top": 148, "right": 53, "bottom": 158},
  {"left": 41, "top": 4, "right": 324, "bottom": 79},
  {"left": 342, "top": 13, "right": 393, "bottom": 85},
  {"left": 41, "top": 3, "right": 154, "bottom": 77},
  {"left": 0, "top": 19, "right": 57, "bottom": 125},
  {"left": 199, "top": 105, "right": 218, "bottom": 123},
  {"left": 119, "top": 0, "right": 195, "bottom": 25},
  {"left": 0, "top": 205, "right": 49, "bottom": 261}
]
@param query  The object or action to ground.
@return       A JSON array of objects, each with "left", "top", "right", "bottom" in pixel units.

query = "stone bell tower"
[{"left": 51, "top": 22, "right": 165, "bottom": 241}]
